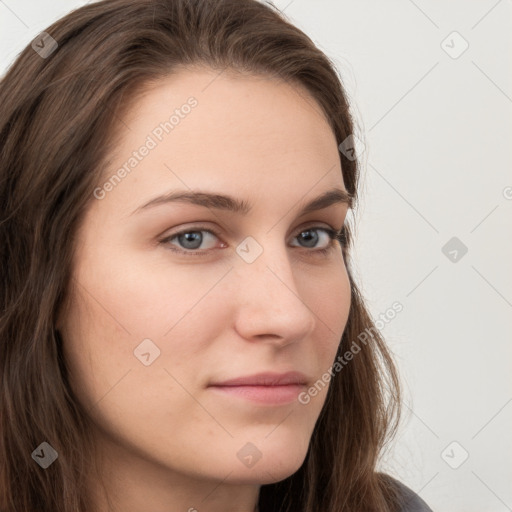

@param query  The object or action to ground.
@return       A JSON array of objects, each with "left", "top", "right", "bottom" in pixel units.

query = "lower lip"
[{"left": 209, "top": 384, "right": 305, "bottom": 405}]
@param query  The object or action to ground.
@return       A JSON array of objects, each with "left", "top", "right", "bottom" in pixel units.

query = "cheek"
[
  {"left": 302, "top": 258, "right": 351, "bottom": 355},
  {"left": 60, "top": 240, "right": 352, "bottom": 480},
  {"left": 61, "top": 247, "right": 235, "bottom": 413},
  {"left": 64, "top": 238, "right": 350, "bottom": 385},
  {"left": 60, "top": 259, "right": 230, "bottom": 471}
]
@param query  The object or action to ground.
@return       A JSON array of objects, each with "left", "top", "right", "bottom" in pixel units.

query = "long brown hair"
[{"left": 0, "top": 0, "right": 402, "bottom": 510}]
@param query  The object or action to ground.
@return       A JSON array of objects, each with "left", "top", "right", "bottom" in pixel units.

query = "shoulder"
[{"left": 383, "top": 474, "right": 434, "bottom": 512}]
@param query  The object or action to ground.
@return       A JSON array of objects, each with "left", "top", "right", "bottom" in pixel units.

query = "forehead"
[{"left": 95, "top": 66, "right": 346, "bottom": 218}]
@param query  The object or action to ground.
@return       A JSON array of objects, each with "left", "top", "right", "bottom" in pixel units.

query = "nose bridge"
[
  {"left": 231, "top": 233, "right": 316, "bottom": 339},
  {"left": 235, "top": 233, "right": 296, "bottom": 295}
]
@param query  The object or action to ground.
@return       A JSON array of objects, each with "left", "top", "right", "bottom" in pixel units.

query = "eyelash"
[{"left": 159, "top": 225, "right": 347, "bottom": 257}]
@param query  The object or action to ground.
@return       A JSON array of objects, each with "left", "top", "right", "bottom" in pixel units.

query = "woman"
[{"left": 0, "top": 0, "right": 433, "bottom": 510}]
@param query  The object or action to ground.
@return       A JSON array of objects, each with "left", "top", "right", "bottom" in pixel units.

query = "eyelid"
[
  {"left": 159, "top": 221, "right": 345, "bottom": 255},
  {"left": 160, "top": 220, "right": 340, "bottom": 242}
]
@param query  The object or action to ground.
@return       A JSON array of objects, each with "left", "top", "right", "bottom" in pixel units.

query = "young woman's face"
[{"left": 58, "top": 67, "right": 351, "bottom": 502}]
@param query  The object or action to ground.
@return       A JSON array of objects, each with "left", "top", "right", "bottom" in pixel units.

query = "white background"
[{"left": 1, "top": 1, "right": 511, "bottom": 511}]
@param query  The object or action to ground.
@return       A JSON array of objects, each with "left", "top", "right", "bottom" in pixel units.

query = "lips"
[
  {"left": 208, "top": 371, "right": 309, "bottom": 405},
  {"left": 209, "top": 371, "right": 308, "bottom": 387}
]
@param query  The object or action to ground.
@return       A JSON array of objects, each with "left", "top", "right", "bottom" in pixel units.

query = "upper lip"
[{"left": 209, "top": 371, "right": 309, "bottom": 387}]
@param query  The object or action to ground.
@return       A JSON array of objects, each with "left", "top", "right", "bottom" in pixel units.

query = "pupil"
[
  {"left": 301, "top": 230, "right": 318, "bottom": 248},
  {"left": 180, "top": 232, "right": 202, "bottom": 249}
]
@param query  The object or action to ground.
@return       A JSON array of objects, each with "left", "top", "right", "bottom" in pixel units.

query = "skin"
[{"left": 57, "top": 66, "right": 352, "bottom": 512}]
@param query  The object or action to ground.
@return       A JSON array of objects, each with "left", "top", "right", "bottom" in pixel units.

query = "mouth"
[{"left": 207, "top": 371, "right": 309, "bottom": 405}]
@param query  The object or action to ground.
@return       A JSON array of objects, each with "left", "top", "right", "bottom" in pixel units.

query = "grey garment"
[{"left": 392, "top": 478, "right": 434, "bottom": 512}]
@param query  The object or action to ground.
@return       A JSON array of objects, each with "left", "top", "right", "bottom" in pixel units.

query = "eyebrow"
[{"left": 130, "top": 186, "right": 353, "bottom": 216}]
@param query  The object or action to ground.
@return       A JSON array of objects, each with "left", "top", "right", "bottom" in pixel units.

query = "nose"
[{"left": 231, "top": 237, "right": 316, "bottom": 347}]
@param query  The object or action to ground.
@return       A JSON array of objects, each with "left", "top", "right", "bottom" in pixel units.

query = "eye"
[
  {"left": 159, "top": 225, "right": 346, "bottom": 256},
  {"left": 291, "top": 227, "right": 338, "bottom": 251},
  {"left": 160, "top": 227, "right": 223, "bottom": 254}
]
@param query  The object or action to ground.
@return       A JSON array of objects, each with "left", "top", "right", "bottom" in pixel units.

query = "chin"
[
  {"left": 228, "top": 456, "right": 307, "bottom": 486},
  {"left": 225, "top": 435, "right": 310, "bottom": 485}
]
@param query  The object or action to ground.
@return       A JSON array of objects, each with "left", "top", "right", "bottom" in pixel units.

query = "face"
[{"left": 58, "top": 67, "right": 351, "bottom": 501}]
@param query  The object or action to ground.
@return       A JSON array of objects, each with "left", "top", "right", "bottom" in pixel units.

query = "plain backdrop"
[{"left": 1, "top": 1, "right": 511, "bottom": 511}]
